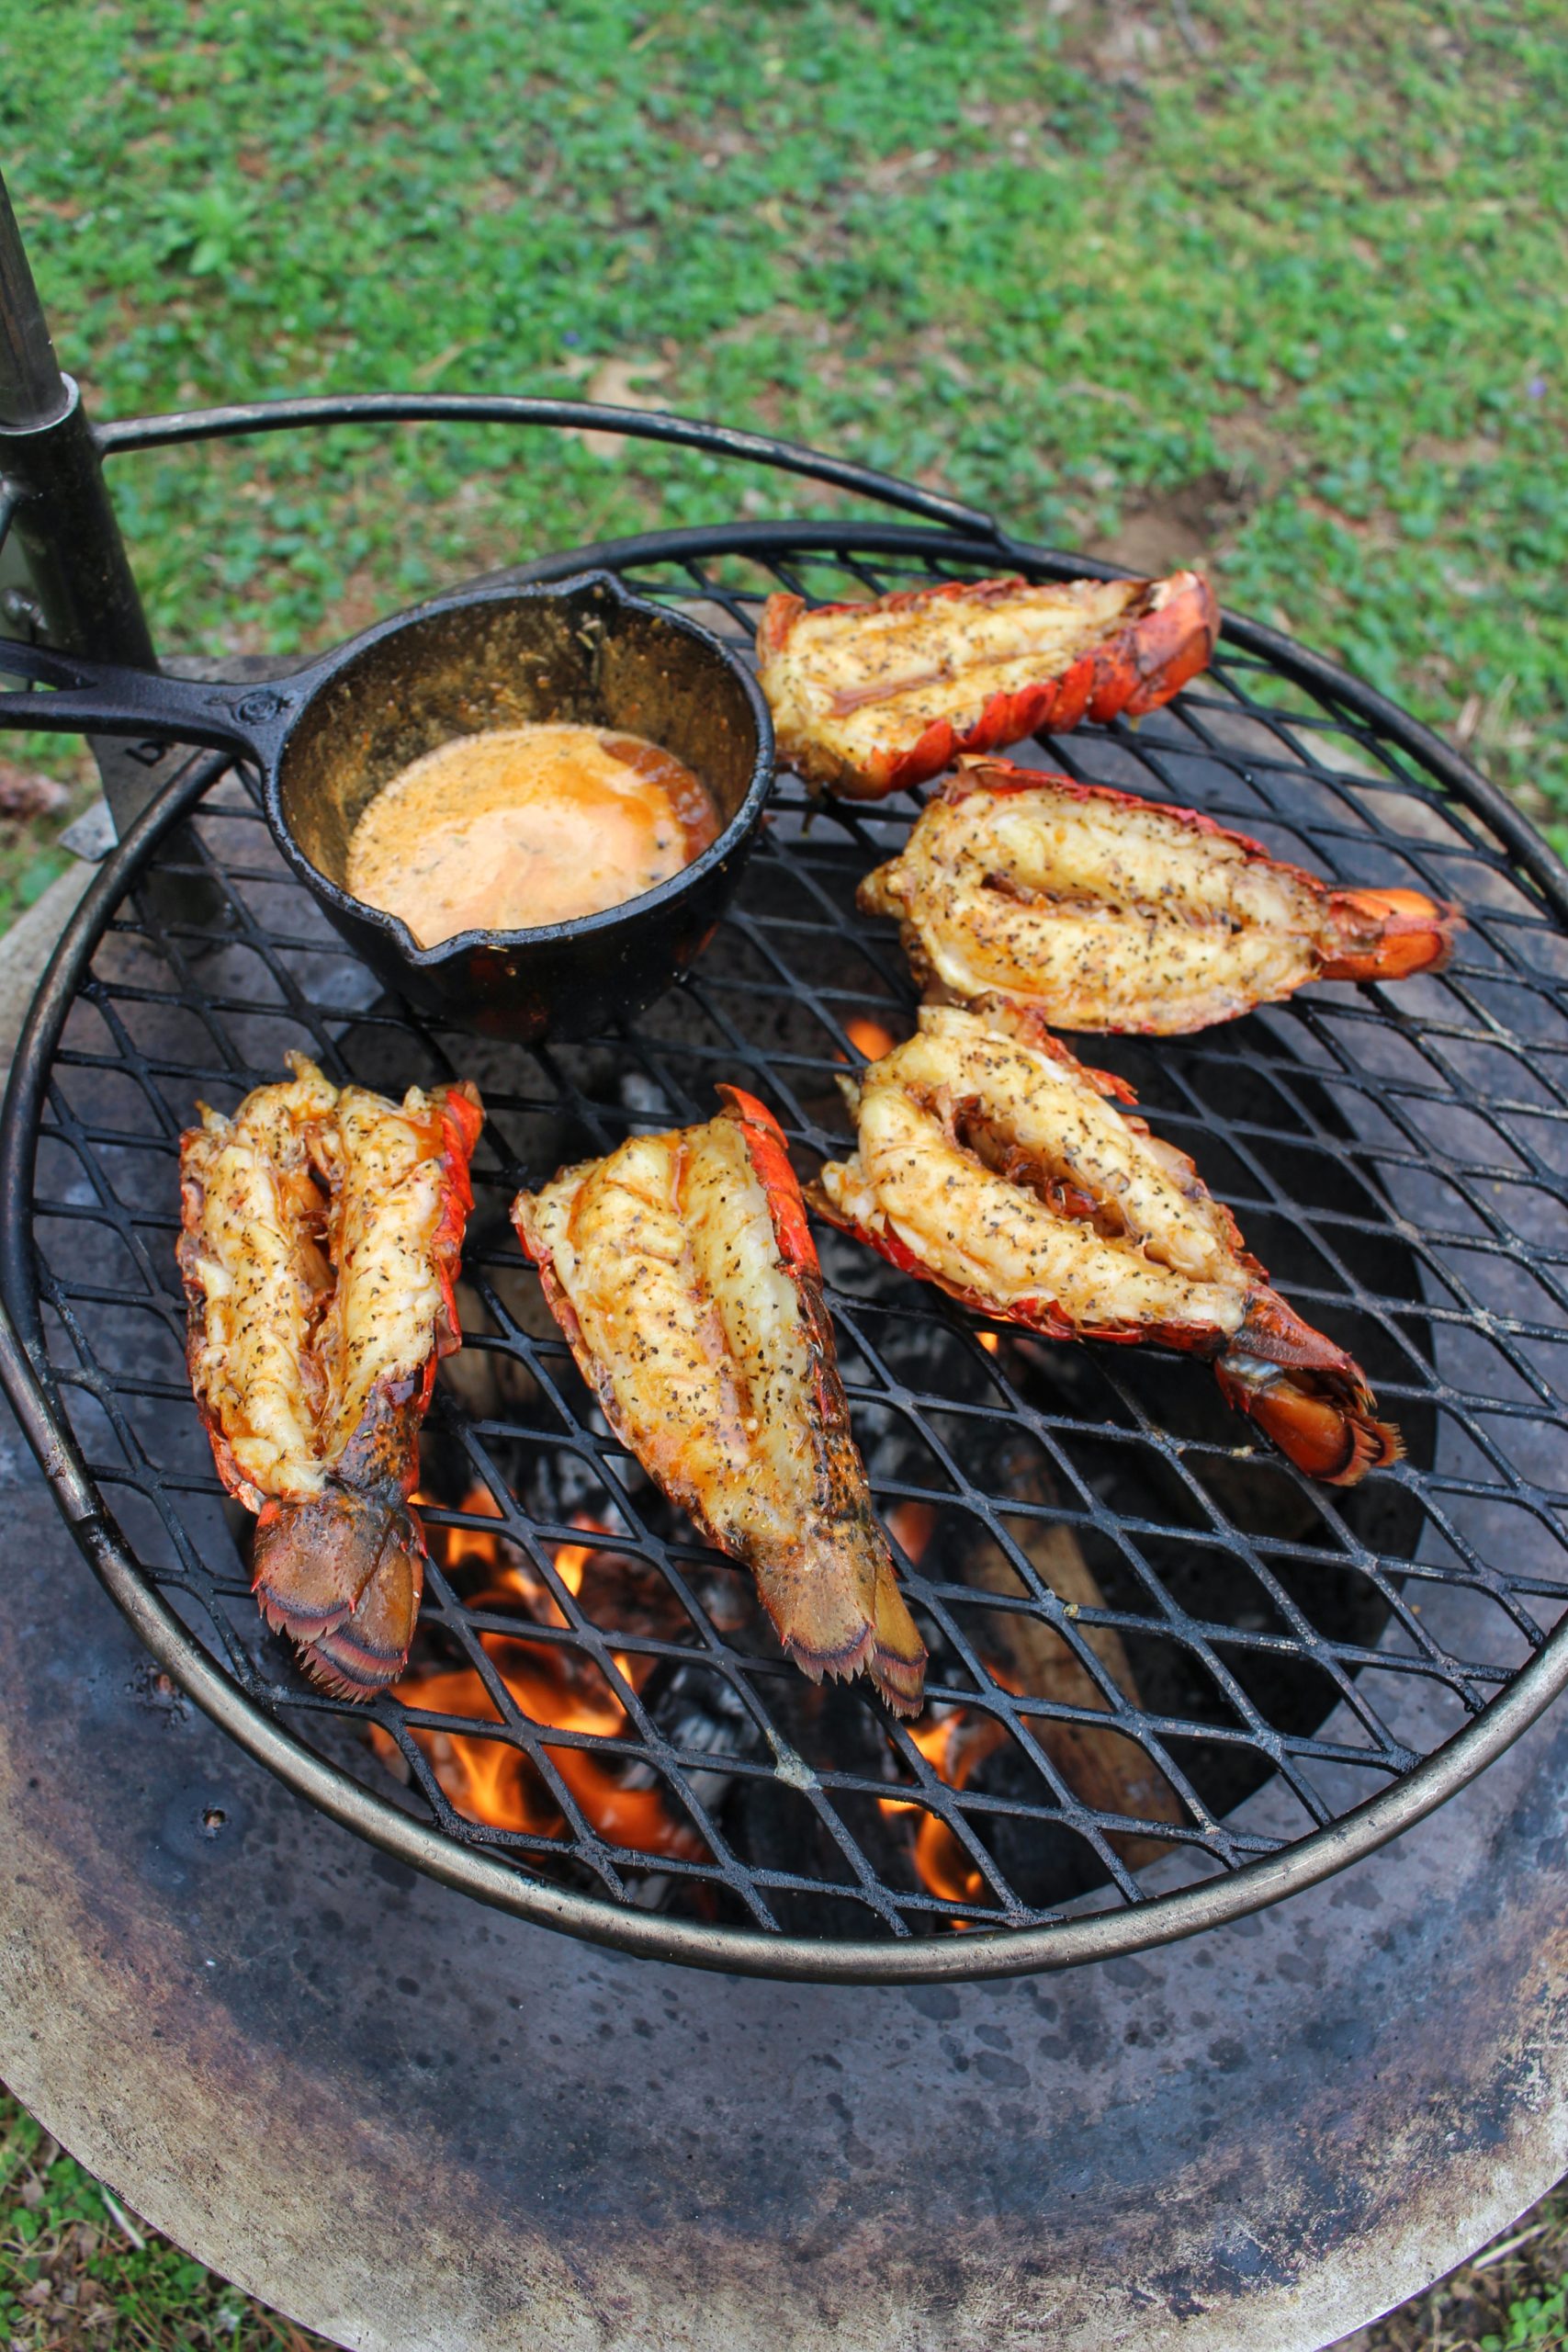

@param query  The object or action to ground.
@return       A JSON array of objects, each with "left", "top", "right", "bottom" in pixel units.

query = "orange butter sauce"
[{"left": 345, "top": 722, "right": 719, "bottom": 947}]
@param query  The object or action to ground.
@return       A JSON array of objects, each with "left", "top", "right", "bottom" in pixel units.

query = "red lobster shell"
[
  {"left": 757, "top": 570, "right": 1218, "bottom": 798},
  {"left": 513, "top": 1087, "right": 927, "bottom": 1714},
  {"left": 811, "top": 1002, "right": 1400, "bottom": 1487}
]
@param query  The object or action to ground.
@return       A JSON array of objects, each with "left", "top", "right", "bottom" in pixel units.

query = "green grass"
[
  {"left": 0, "top": 0, "right": 1563, "bottom": 921},
  {"left": 2, "top": 5, "right": 1567, "bottom": 2339},
  {"left": 0, "top": 2091, "right": 327, "bottom": 2349}
]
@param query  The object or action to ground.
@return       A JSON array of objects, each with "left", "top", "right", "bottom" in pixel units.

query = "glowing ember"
[
  {"left": 446, "top": 1485, "right": 506, "bottom": 1569},
  {"left": 878, "top": 1710, "right": 957, "bottom": 1814},
  {"left": 845, "top": 1015, "right": 897, "bottom": 1061},
  {"left": 977, "top": 1332, "right": 999, "bottom": 1355},
  {"left": 881, "top": 1707, "right": 1007, "bottom": 1908},
  {"left": 551, "top": 1521, "right": 598, "bottom": 1597},
  {"left": 874, "top": 1500, "right": 997, "bottom": 1901},
  {"left": 372, "top": 1638, "right": 700, "bottom": 1859},
  {"left": 884, "top": 1498, "right": 937, "bottom": 1566}
]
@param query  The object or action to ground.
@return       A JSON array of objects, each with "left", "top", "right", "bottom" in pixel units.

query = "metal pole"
[
  {"left": 0, "top": 173, "right": 69, "bottom": 429},
  {"left": 0, "top": 164, "right": 172, "bottom": 839}
]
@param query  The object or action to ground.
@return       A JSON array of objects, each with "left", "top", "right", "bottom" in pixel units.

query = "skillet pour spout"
[{"left": 0, "top": 570, "right": 775, "bottom": 1042}]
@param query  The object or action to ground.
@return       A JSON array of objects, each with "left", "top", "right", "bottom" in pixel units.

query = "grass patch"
[
  {"left": 0, "top": 742, "right": 99, "bottom": 932},
  {"left": 1356, "top": 2194, "right": 1568, "bottom": 2349},
  {"left": 0, "top": 2090, "right": 328, "bottom": 2348},
  {"left": 0, "top": 0, "right": 1562, "bottom": 891}
]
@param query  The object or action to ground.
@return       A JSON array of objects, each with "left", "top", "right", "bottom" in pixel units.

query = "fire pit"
[
  {"left": 5, "top": 174, "right": 1568, "bottom": 2347},
  {"left": 0, "top": 1424, "right": 1562, "bottom": 2352}
]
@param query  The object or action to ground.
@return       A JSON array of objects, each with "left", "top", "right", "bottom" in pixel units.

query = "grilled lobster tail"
[
  {"left": 717, "top": 1087, "right": 928, "bottom": 1713},
  {"left": 757, "top": 571, "right": 1219, "bottom": 798},
  {"left": 812, "top": 1002, "right": 1400, "bottom": 1487},
  {"left": 178, "top": 1057, "right": 484, "bottom": 1699},
  {"left": 252, "top": 1487, "right": 429, "bottom": 1701},
  {"left": 513, "top": 1089, "right": 927, "bottom": 1713},
  {"left": 857, "top": 760, "right": 1463, "bottom": 1033}
]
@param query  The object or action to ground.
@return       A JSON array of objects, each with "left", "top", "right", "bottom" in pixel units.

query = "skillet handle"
[{"left": 0, "top": 635, "right": 299, "bottom": 764}]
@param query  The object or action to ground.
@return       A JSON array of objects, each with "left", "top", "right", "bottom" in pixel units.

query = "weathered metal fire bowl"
[{"left": 2, "top": 1446, "right": 1568, "bottom": 2352}]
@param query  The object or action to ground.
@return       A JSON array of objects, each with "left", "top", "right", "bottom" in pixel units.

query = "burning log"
[
  {"left": 962, "top": 1501, "right": 1186, "bottom": 1873},
  {"left": 882, "top": 1459, "right": 1185, "bottom": 1908}
]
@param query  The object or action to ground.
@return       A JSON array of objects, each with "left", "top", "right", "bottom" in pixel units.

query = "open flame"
[
  {"left": 880, "top": 1701, "right": 1013, "bottom": 1909},
  {"left": 552, "top": 1534, "right": 592, "bottom": 1596},
  {"left": 881, "top": 1488, "right": 1182, "bottom": 1910},
  {"left": 372, "top": 1488, "right": 701, "bottom": 1860},
  {"left": 384, "top": 1464, "right": 1177, "bottom": 1913},
  {"left": 878, "top": 1498, "right": 1002, "bottom": 1905},
  {"left": 436, "top": 1480, "right": 509, "bottom": 1573}
]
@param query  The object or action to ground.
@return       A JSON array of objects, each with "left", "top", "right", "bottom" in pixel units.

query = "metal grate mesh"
[{"left": 10, "top": 530, "right": 1568, "bottom": 1964}]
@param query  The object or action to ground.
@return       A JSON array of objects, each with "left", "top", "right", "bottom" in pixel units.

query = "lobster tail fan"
[{"left": 252, "top": 1489, "right": 427, "bottom": 1694}]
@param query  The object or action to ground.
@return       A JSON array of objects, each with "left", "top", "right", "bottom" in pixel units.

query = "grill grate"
[{"left": 5, "top": 523, "right": 1567, "bottom": 1980}]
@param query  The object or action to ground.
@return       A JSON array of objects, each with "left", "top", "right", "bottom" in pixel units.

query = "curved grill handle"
[{"left": 93, "top": 393, "right": 1009, "bottom": 546}]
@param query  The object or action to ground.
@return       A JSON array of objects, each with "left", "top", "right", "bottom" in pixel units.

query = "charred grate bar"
[{"left": 3, "top": 513, "right": 1566, "bottom": 1981}]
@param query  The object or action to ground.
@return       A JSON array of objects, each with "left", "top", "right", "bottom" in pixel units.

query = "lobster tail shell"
[
  {"left": 870, "top": 1563, "right": 932, "bottom": 1717},
  {"left": 514, "top": 1091, "right": 927, "bottom": 1717},
  {"left": 1090, "top": 567, "right": 1219, "bottom": 720},
  {"left": 252, "top": 1488, "right": 428, "bottom": 1698},
  {"left": 180, "top": 1064, "right": 484, "bottom": 1702},
  {"left": 1321, "top": 887, "right": 1462, "bottom": 983},
  {"left": 1214, "top": 1291, "right": 1402, "bottom": 1487},
  {"left": 814, "top": 1007, "right": 1403, "bottom": 1487},
  {"left": 757, "top": 571, "right": 1219, "bottom": 799},
  {"left": 716, "top": 1086, "right": 928, "bottom": 1716},
  {"left": 1213, "top": 1359, "right": 1402, "bottom": 1487}
]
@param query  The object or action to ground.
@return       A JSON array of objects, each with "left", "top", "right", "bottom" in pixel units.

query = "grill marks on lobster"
[
  {"left": 177, "top": 1055, "right": 484, "bottom": 1699},
  {"left": 513, "top": 1088, "right": 928, "bottom": 1715},
  {"left": 811, "top": 1002, "right": 1400, "bottom": 1487},
  {"left": 756, "top": 571, "right": 1219, "bottom": 798},
  {"left": 858, "top": 759, "right": 1461, "bottom": 1033}
]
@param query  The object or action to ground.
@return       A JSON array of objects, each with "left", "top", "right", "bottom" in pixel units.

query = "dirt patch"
[
  {"left": 1087, "top": 465, "right": 1253, "bottom": 574},
  {"left": 1210, "top": 407, "right": 1303, "bottom": 491},
  {"left": 0, "top": 761, "right": 69, "bottom": 823}
]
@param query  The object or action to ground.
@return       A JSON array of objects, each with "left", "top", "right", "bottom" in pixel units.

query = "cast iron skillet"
[{"left": 0, "top": 571, "right": 774, "bottom": 1040}]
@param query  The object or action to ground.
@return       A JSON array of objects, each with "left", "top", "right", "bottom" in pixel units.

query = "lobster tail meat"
[
  {"left": 178, "top": 1055, "right": 484, "bottom": 1698},
  {"left": 513, "top": 1089, "right": 927, "bottom": 1713},
  {"left": 858, "top": 759, "right": 1462, "bottom": 1033},
  {"left": 812, "top": 1002, "right": 1400, "bottom": 1486},
  {"left": 756, "top": 570, "right": 1218, "bottom": 798}
]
